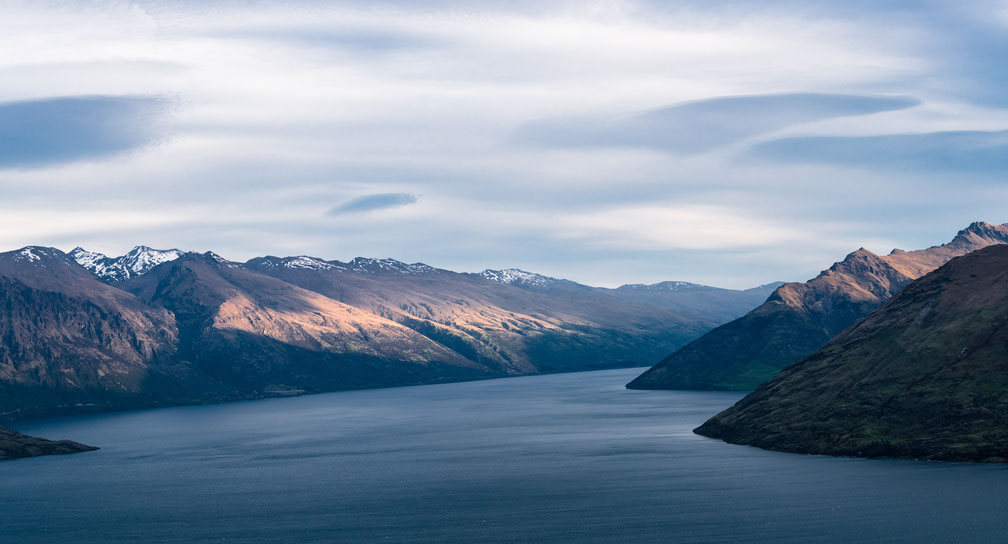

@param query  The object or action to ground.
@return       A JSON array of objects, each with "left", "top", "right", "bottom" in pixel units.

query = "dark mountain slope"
[
  {"left": 695, "top": 244, "right": 1008, "bottom": 462},
  {"left": 628, "top": 221, "right": 1008, "bottom": 391}
]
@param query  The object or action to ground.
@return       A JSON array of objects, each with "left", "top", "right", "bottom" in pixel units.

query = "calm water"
[{"left": 2, "top": 368, "right": 1008, "bottom": 543}]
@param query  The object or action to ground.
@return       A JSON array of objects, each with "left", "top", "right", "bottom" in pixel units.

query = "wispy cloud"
[
  {"left": 513, "top": 93, "right": 919, "bottom": 154},
  {"left": 328, "top": 193, "right": 419, "bottom": 215},
  {"left": 0, "top": 95, "right": 172, "bottom": 169},
  {"left": 752, "top": 130, "right": 1008, "bottom": 172}
]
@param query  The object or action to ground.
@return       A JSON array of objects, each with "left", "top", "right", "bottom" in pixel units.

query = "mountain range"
[
  {"left": 695, "top": 243, "right": 1008, "bottom": 462},
  {"left": 0, "top": 245, "right": 778, "bottom": 425},
  {"left": 627, "top": 221, "right": 1008, "bottom": 391}
]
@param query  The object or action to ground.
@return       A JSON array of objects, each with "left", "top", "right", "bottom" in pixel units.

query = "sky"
[{"left": 2, "top": 0, "right": 1008, "bottom": 288}]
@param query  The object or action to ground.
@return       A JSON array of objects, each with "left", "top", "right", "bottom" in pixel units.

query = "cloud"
[
  {"left": 752, "top": 130, "right": 1008, "bottom": 172},
  {"left": 513, "top": 93, "right": 919, "bottom": 154},
  {"left": 0, "top": 95, "right": 172, "bottom": 169},
  {"left": 327, "top": 193, "right": 419, "bottom": 215},
  {"left": 3, "top": 1, "right": 1008, "bottom": 288}
]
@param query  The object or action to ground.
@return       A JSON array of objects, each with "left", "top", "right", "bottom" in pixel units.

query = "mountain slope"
[
  {"left": 628, "top": 221, "right": 1008, "bottom": 391},
  {"left": 245, "top": 256, "right": 723, "bottom": 374},
  {"left": 119, "top": 253, "right": 495, "bottom": 395},
  {"left": 695, "top": 244, "right": 1008, "bottom": 462}
]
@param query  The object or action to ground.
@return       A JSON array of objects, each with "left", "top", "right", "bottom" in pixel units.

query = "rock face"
[
  {"left": 0, "top": 425, "right": 97, "bottom": 460},
  {"left": 0, "top": 247, "right": 184, "bottom": 420},
  {"left": 627, "top": 221, "right": 1008, "bottom": 391},
  {"left": 695, "top": 244, "right": 1008, "bottom": 462},
  {"left": 0, "top": 245, "right": 774, "bottom": 420}
]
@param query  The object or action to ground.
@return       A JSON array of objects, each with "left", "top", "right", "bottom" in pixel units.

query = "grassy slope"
[{"left": 695, "top": 244, "right": 1008, "bottom": 462}]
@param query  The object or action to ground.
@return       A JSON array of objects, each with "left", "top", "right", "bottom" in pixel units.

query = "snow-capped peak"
[
  {"left": 69, "top": 247, "right": 107, "bottom": 268},
  {"left": 481, "top": 268, "right": 562, "bottom": 288},
  {"left": 71, "top": 245, "right": 185, "bottom": 282},
  {"left": 121, "top": 246, "right": 185, "bottom": 275}
]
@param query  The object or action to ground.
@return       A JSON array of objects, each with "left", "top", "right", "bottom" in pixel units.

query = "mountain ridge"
[{"left": 627, "top": 221, "right": 1008, "bottom": 391}]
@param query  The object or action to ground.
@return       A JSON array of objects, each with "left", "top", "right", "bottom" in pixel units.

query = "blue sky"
[{"left": 1, "top": 0, "right": 1007, "bottom": 288}]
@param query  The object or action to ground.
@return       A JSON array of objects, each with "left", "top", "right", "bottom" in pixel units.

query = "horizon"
[{"left": 4, "top": 216, "right": 1001, "bottom": 289}]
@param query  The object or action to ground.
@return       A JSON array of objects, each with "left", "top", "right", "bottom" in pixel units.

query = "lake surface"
[{"left": 3, "top": 367, "right": 1008, "bottom": 543}]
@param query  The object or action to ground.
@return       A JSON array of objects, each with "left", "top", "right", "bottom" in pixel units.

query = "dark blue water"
[{"left": 2, "top": 368, "right": 1007, "bottom": 543}]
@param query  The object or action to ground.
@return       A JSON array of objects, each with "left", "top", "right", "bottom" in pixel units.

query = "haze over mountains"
[
  {"left": 696, "top": 244, "right": 1008, "bottom": 462},
  {"left": 628, "top": 221, "right": 1008, "bottom": 391},
  {"left": 0, "top": 244, "right": 777, "bottom": 426}
]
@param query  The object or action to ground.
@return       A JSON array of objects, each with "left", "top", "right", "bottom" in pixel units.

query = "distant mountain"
[
  {"left": 0, "top": 245, "right": 776, "bottom": 421},
  {"left": 244, "top": 256, "right": 719, "bottom": 376},
  {"left": 695, "top": 244, "right": 1008, "bottom": 462},
  {"left": 627, "top": 221, "right": 1008, "bottom": 391},
  {"left": 1, "top": 425, "right": 96, "bottom": 460},
  {"left": 612, "top": 280, "right": 784, "bottom": 324}
]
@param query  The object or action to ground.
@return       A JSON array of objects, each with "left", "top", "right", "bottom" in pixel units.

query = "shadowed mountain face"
[
  {"left": 0, "top": 246, "right": 773, "bottom": 422},
  {"left": 627, "top": 222, "right": 1008, "bottom": 391},
  {"left": 695, "top": 244, "right": 1008, "bottom": 462},
  {"left": 0, "top": 248, "right": 186, "bottom": 420}
]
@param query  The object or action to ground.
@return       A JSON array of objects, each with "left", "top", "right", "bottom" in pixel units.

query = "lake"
[{"left": 2, "top": 367, "right": 1007, "bottom": 543}]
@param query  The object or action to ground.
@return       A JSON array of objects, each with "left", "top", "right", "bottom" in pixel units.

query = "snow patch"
[
  {"left": 18, "top": 248, "right": 42, "bottom": 262},
  {"left": 284, "top": 256, "right": 336, "bottom": 271},
  {"left": 12, "top": 246, "right": 63, "bottom": 264}
]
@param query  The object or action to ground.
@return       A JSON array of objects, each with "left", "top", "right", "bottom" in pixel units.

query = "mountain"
[
  {"left": 627, "top": 221, "right": 1008, "bottom": 391},
  {"left": 1, "top": 425, "right": 96, "bottom": 460},
  {"left": 119, "top": 252, "right": 492, "bottom": 396},
  {"left": 243, "top": 256, "right": 720, "bottom": 375},
  {"left": 0, "top": 245, "right": 776, "bottom": 421},
  {"left": 695, "top": 244, "right": 1008, "bottom": 462},
  {"left": 0, "top": 246, "right": 195, "bottom": 421}
]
